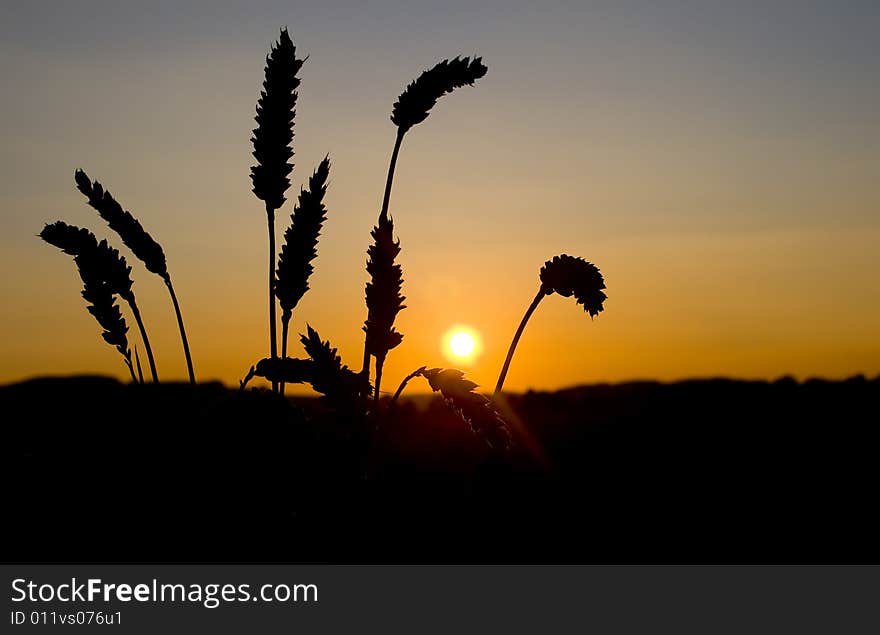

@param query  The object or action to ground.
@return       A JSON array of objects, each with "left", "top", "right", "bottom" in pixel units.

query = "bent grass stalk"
[
  {"left": 494, "top": 289, "right": 544, "bottom": 396},
  {"left": 495, "top": 255, "right": 607, "bottom": 396}
]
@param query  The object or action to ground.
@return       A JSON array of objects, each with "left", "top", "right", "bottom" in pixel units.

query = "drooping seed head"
[
  {"left": 39, "top": 221, "right": 97, "bottom": 256},
  {"left": 391, "top": 56, "right": 488, "bottom": 133},
  {"left": 40, "top": 222, "right": 131, "bottom": 360},
  {"left": 74, "top": 170, "right": 168, "bottom": 279},
  {"left": 40, "top": 221, "right": 134, "bottom": 301},
  {"left": 539, "top": 254, "right": 607, "bottom": 318},
  {"left": 421, "top": 367, "right": 510, "bottom": 450}
]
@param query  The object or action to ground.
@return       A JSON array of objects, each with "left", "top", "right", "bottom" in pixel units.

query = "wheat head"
[
  {"left": 540, "top": 254, "right": 607, "bottom": 318},
  {"left": 363, "top": 215, "right": 406, "bottom": 366},
  {"left": 422, "top": 367, "right": 510, "bottom": 450},
  {"left": 275, "top": 157, "right": 330, "bottom": 321},
  {"left": 250, "top": 27, "right": 303, "bottom": 213},
  {"left": 391, "top": 56, "right": 488, "bottom": 133},
  {"left": 74, "top": 170, "right": 168, "bottom": 280}
]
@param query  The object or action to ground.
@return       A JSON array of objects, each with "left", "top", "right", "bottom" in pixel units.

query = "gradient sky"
[{"left": 1, "top": 0, "right": 878, "bottom": 392}]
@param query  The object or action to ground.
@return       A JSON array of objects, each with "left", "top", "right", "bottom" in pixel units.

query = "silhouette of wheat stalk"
[
  {"left": 495, "top": 255, "right": 606, "bottom": 395},
  {"left": 251, "top": 27, "right": 304, "bottom": 393}
]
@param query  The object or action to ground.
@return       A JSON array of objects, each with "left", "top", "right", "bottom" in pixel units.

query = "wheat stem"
[
  {"left": 380, "top": 129, "right": 405, "bottom": 223},
  {"left": 163, "top": 276, "right": 195, "bottom": 384},
  {"left": 134, "top": 345, "right": 144, "bottom": 384},
  {"left": 127, "top": 297, "right": 159, "bottom": 383},
  {"left": 280, "top": 315, "right": 290, "bottom": 395},
  {"left": 266, "top": 205, "right": 278, "bottom": 393},
  {"left": 374, "top": 356, "right": 385, "bottom": 405},
  {"left": 125, "top": 353, "right": 137, "bottom": 383},
  {"left": 494, "top": 288, "right": 544, "bottom": 396},
  {"left": 361, "top": 344, "right": 371, "bottom": 380}
]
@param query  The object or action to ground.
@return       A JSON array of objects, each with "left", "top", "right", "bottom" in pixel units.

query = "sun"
[
  {"left": 451, "top": 332, "right": 475, "bottom": 357},
  {"left": 443, "top": 326, "right": 482, "bottom": 365}
]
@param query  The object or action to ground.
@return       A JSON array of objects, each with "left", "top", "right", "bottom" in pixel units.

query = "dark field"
[{"left": 4, "top": 375, "right": 878, "bottom": 563}]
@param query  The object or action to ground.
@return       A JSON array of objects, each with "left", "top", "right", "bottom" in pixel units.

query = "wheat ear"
[
  {"left": 39, "top": 222, "right": 138, "bottom": 381},
  {"left": 394, "top": 367, "right": 510, "bottom": 450}
]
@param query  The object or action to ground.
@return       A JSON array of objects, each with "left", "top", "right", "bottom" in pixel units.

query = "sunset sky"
[{"left": 1, "top": 1, "right": 878, "bottom": 392}]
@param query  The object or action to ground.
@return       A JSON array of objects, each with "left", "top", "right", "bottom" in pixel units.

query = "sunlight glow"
[{"left": 443, "top": 326, "right": 482, "bottom": 366}]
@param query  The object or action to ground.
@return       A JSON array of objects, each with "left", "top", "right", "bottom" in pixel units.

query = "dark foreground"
[{"left": 4, "top": 375, "right": 878, "bottom": 563}]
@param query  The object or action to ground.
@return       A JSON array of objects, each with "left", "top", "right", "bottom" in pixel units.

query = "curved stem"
[
  {"left": 266, "top": 206, "right": 278, "bottom": 393},
  {"left": 379, "top": 128, "right": 405, "bottom": 224},
  {"left": 164, "top": 276, "right": 195, "bottom": 384},
  {"left": 239, "top": 365, "right": 256, "bottom": 391},
  {"left": 361, "top": 128, "right": 407, "bottom": 378},
  {"left": 494, "top": 288, "right": 544, "bottom": 396},
  {"left": 127, "top": 296, "right": 159, "bottom": 383},
  {"left": 280, "top": 315, "right": 289, "bottom": 396},
  {"left": 390, "top": 366, "right": 427, "bottom": 409}
]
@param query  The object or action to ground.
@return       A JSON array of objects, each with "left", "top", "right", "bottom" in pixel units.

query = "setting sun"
[
  {"left": 443, "top": 326, "right": 482, "bottom": 365},
  {"left": 451, "top": 332, "right": 475, "bottom": 357}
]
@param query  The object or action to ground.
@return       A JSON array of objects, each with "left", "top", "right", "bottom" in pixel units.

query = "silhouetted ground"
[{"left": 4, "top": 375, "right": 878, "bottom": 563}]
